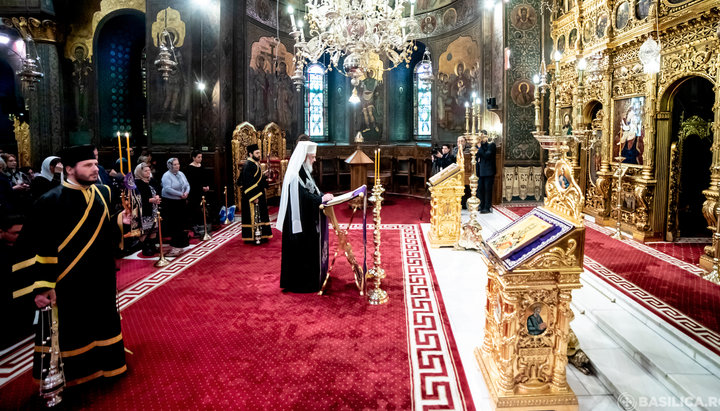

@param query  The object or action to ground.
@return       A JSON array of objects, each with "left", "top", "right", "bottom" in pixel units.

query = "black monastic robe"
[
  {"left": 280, "top": 167, "right": 326, "bottom": 293},
  {"left": 12, "top": 181, "right": 127, "bottom": 386},
  {"left": 239, "top": 158, "right": 272, "bottom": 242}
]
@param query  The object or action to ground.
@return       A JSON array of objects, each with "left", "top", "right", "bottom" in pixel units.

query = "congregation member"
[
  {"left": 277, "top": 141, "right": 333, "bottom": 293},
  {"left": 0, "top": 213, "right": 32, "bottom": 350},
  {"left": 431, "top": 144, "right": 456, "bottom": 175},
  {"left": 161, "top": 157, "right": 190, "bottom": 256},
  {"left": 30, "top": 156, "right": 63, "bottom": 202},
  {"left": 185, "top": 150, "right": 212, "bottom": 235},
  {"left": 476, "top": 130, "right": 496, "bottom": 213},
  {"left": 238, "top": 144, "right": 272, "bottom": 243},
  {"left": 134, "top": 163, "right": 161, "bottom": 256},
  {"left": 11, "top": 145, "right": 129, "bottom": 388},
  {"left": 0, "top": 158, "right": 13, "bottom": 213},
  {"left": 1, "top": 153, "right": 31, "bottom": 210}
]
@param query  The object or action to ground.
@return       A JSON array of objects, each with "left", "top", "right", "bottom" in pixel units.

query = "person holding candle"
[{"left": 161, "top": 158, "right": 190, "bottom": 256}]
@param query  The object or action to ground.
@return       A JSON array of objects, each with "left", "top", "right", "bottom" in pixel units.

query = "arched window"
[
  {"left": 305, "top": 63, "right": 327, "bottom": 139},
  {"left": 414, "top": 59, "right": 432, "bottom": 140}
]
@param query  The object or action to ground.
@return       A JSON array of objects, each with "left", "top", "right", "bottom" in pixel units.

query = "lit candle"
[
  {"left": 125, "top": 132, "right": 131, "bottom": 172},
  {"left": 377, "top": 148, "right": 381, "bottom": 183},
  {"left": 117, "top": 131, "right": 124, "bottom": 175}
]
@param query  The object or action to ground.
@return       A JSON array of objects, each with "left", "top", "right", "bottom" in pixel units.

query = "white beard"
[{"left": 303, "top": 159, "right": 313, "bottom": 175}]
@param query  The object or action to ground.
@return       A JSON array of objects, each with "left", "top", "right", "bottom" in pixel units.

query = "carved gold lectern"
[
  {"left": 427, "top": 163, "right": 465, "bottom": 248},
  {"left": 476, "top": 150, "right": 585, "bottom": 411}
]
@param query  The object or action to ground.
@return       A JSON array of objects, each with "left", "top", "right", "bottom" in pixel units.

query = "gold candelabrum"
[
  {"left": 367, "top": 148, "right": 388, "bottom": 305},
  {"left": 155, "top": 212, "right": 170, "bottom": 267},
  {"left": 201, "top": 196, "right": 212, "bottom": 241},
  {"left": 705, "top": 178, "right": 720, "bottom": 284},
  {"left": 457, "top": 97, "right": 483, "bottom": 250}
]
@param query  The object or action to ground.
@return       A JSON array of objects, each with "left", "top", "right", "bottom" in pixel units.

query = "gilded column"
[
  {"left": 710, "top": 58, "right": 720, "bottom": 189},
  {"left": 642, "top": 72, "right": 658, "bottom": 180},
  {"left": 600, "top": 65, "right": 613, "bottom": 173}
]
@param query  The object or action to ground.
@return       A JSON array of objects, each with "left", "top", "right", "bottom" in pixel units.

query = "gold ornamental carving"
[
  {"left": 151, "top": 7, "right": 186, "bottom": 48},
  {"left": 231, "top": 122, "right": 262, "bottom": 208},
  {"left": 427, "top": 163, "right": 465, "bottom": 248},
  {"left": 477, "top": 149, "right": 586, "bottom": 410},
  {"left": 1, "top": 17, "right": 59, "bottom": 43},
  {"left": 12, "top": 117, "right": 31, "bottom": 168},
  {"left": 526, "top": 239, "right": 578, "bottom": 269},
  {"left": 544, "top": 154, "right": 585, "bottom": 224}
]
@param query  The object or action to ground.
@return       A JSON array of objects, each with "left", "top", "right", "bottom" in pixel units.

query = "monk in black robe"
[
  {"left": 12, "top": 145, "right": 130, "bottom": 387},
  {"left": 238, "top": 144, "right": 272, "bottom": 243},
  {"left": 276, "top": 141, "right": 333, "bottom": 293}
]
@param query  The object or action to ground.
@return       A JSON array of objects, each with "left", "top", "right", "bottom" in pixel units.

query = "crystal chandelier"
[
  {"left": 639, "top": 36, "right": 660, "bottom": 74},
  {"left": 288, "top": 0, "right": 419, "bottom": 93}
]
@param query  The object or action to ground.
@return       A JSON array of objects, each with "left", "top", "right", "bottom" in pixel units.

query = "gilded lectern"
[
  {"left": 476, "top": 152, "right": 585, "bottom": 411},
  {"left": 427, "top": 163, "right": 465, "bottom": 248}
]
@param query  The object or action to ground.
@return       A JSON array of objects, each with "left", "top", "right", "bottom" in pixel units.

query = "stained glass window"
[
  {"left": 305, "top": 63, "right": 327, "bottom": 139},
  {"left": 414, "top": 61, "right": 432, "bottom": 139}
]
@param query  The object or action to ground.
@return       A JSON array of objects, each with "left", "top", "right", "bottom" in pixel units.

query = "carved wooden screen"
[{"left": 231, "top": 122, "right": 261, "bottom": 207}]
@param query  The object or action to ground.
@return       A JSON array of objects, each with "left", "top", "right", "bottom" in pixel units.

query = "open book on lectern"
[{"left": 323, "top": 185, "right": 367, "bottom": 207}]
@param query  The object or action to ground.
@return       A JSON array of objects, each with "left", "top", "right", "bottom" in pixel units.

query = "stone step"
[{"left": 574, "top": 273, "right": 720, "bottom": 411}]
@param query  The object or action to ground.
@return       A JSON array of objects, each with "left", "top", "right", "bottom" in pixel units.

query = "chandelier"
[
  {"left": 288, "top": 0, "right": 419, "bottom": 93},
  {"left": 17, "top": 37, "right": 43, "bottom": 91}
]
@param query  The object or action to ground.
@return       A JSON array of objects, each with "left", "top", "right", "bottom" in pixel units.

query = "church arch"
[
  {"left": 93, "top": 10, "right": 147, "bottom": 148},
  {"left": 656, "top": 75, "right": 715, "bottom": 241}
]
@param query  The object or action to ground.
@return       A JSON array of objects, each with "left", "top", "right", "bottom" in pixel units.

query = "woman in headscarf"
[
  {"left": 134, "top": 162, "right": 161, "bottom": 256},
  {"left": 30, "top": 156, "right": 63, "bottom": 202},
  {"left": 161, "top": 157, "right": 190, "bottom": 256}
]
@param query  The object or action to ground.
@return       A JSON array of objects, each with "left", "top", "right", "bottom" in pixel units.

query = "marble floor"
[{"left": 421, "top": 209, "right": 720, "bottom": 411}]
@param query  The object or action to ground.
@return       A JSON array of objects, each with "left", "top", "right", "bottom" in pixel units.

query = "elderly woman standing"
[
  {"left": 161, "top": 157, "right": 190, "bottom": 256},
  {"left": 30, "top": 156, "right": 63, "bottom": 202},
  {"left": 135, "top": 163, "right": 161, "bottom": 256}
]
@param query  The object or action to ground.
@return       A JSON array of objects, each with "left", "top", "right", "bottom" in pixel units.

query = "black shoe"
[{"left": 480, "top": 209, "right": 491, "bottom": 214}]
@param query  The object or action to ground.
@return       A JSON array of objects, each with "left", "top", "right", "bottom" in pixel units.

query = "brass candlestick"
[
  {"left": 223, "top": 186, "right": 230, "bottom": 225},
  {"left": 457, "top": 99, "right": 483, "bottom": 250},
  {"left": 611, "top": 156, "right": 628, "bottom": 240},
  {"left": 705, "top": 179, "right": 720, "bottom": 284},
  {"left": 201, "top": 196, "right": 212, "bottom": 241},
  {"left": 367, "top": 167, "right": 388, "bottom": 305},
  {"left": 155, "top": 212, "right": 170, "bottom": 267}
]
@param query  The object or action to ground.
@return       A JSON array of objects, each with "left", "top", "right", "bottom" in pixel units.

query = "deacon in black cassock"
[
  {"left": 276, "top": 141, "right": 333, "bottom": 293},
  {"left": 12, "top": 145, "right": 130, "bottom": 387},
  {"left": 238, "top": 144, "right": 272, "bottom": 243}
]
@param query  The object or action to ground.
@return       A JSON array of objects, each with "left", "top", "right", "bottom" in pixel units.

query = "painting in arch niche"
[
  {"left": 613, "top": 96, "right": 645, "bottom": 165},
  {"left": 437, "top": 36, "right": 480, "bottom": 137},
  {"left": 248, "top": 37, "right": 296, "bottom": 132}
]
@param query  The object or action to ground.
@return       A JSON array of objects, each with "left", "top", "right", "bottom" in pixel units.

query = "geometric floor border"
[
  {"left": 400, "top": 224, "right": 469, "bottom": 410},
  {"left": 0, "top": 222, "right": 243, "bottom": 389}
]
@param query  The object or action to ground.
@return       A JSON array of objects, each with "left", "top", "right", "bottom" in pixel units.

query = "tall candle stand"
[
  {"left": 223, "top": 186, "right": 230, "bottom": 225},
  {"left": 611, "top": 156, "right": 629, "bottom": 240},
  {"left": 155, "top": 212, "right": 170, "bottom": 267},
  {"left": 367, "top": 161, "right": 388, "bottom": 305},
  {"left": 704, "top": 179, "right": 720, "bottom": 284},
  {"left": 457, "top": 98, "right": 483, "bottom": 250},
  {"left": 201, "top": 196, "right": 212, "bottom": 241}
]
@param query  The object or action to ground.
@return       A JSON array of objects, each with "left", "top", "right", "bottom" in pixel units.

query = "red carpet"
[
  {"left": 496, "top": 205, "right": 720, "bottom": 356},
  {"left": 1, "top": 208, "right": 472, "bottom": 409}
]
